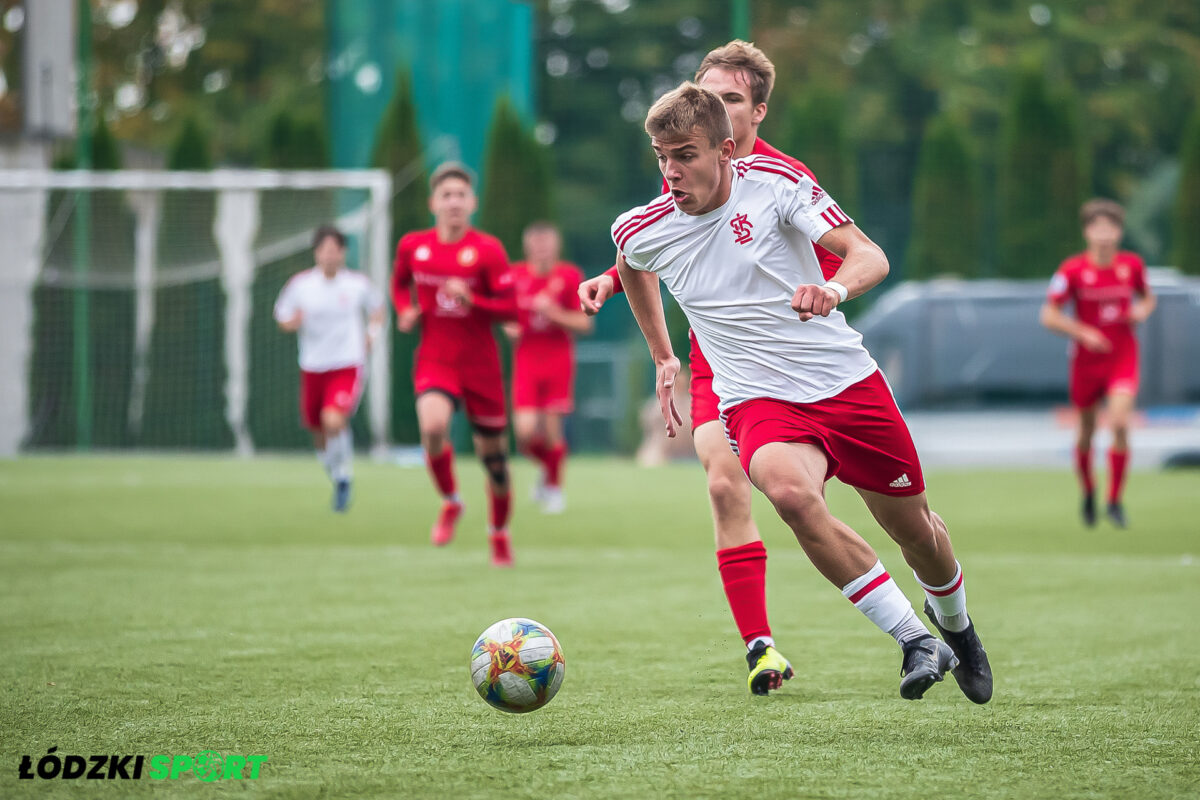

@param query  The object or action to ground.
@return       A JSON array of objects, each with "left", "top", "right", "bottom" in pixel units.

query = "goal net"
[{"left": 0, "top": 170, "right": 392, "bottom": 455}]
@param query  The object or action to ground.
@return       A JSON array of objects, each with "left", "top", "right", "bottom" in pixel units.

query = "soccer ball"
[{"left": 470, "top": 618, "right": 565, "bottom": 713}]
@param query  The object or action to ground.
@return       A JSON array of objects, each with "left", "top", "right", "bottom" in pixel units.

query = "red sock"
[
  {"left": 489, "top": 488, "right": 511, "bottom": 531},
  {"left": 545, "top": 443, "right": 566, "bottom": 488},
  {"left": 715, "top": 540, "right": 771, "bottom": 645},
  {"left": 523, "top": 436, "right": 549, "bottom": 463},
  {"left": 425, "top": 447, "right": 457, "bottom": 499},
  {"left": 1108, "top": 449, "right": 1128, "bottom": 504},
  {"left": 1075, "top": 447, "right": 1094, "bottom": 495}
]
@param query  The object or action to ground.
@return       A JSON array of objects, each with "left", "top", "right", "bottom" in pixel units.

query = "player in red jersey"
[
  {"left": 392, "top": 162, "right": 518, "bottom": 566},
  {"left": 580, "top": 42, "right": 847, "bottom": 695},
  {"left": 506, "top": 221, "right": 592, "bottom": 514},
  {"left": 275, "top": 225, "right": 386, "bottom": 513},
  {"left": 1041, "top": 199, "right": 1156, "bottom": 528}
]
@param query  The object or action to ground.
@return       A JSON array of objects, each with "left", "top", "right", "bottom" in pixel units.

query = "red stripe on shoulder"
[
  {"left": 617, "top": 204, "right": 673, "bottom": 251},
  {"left": 614, "top": 195, "right": 674, "bottom": 242},
  {"left": 741, "top": 157, "right": 804, "bottom": 184}
]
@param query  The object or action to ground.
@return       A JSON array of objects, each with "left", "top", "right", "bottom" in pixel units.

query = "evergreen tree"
[
  {"left": 372, "top": 68, "right": 429, "bottom": 444},
  {"left": 480, "top": 95, "right": 554, "bottom": 257},
  {"left": 141, "top": 115, "right": 234, "bottom": 448},
  {"left": 1171, "top": 106, "right": 1200, "bottom": 275},
  {"left": 997, "top": 68, "right": 1088, "bottom": 278},
  {"left": 906, "top": 114, "right": 981, "bottom": 279},
  {"left": 779, "top": 88, "right": 856, "bottom": 217}
]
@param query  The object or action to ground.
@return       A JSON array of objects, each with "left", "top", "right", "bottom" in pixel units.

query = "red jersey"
[
  {"left": 1047, "top": 251, "right": 1148, "bottom": 355},
  {"left": 511, "top": 261, "right": 585, "bottom": 361},
  {"left": 392, "top": 228, "right": 516, "bottom": 366},
  {"left": 607, "top": 137, "right": 843, "bottom": 290}
]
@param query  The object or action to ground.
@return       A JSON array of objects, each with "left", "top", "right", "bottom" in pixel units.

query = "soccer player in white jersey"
[
  {"left": 614, "top": 83, "right": 992, "bottom": 702},
  {"left": 275, "top": 225, "right": 386, "bottom": 512}
]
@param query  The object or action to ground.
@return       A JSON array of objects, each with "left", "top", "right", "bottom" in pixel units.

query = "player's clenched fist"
[
  {"left": 790, "top": 284, "right": 840, "bottom": 321},
  {"left": 578, "top": 273, "right": 614, "bottom": 315}
]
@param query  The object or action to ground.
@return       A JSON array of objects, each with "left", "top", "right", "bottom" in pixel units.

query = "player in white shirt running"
[
  {"left": 614, "top": 83, "right": 991, "bottom": 703},
  {"left": 275, "top": 225, "right": 386, "bottom": 512}
]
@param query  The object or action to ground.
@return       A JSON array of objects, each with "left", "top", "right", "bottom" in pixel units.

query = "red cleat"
[
  {"left": 430, "top": 500, "right": 463, "bottom": 546},
  {"left": 489, "top": 531, "right": 513, "bottom": 567}
]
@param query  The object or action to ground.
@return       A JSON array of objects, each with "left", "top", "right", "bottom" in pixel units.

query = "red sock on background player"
[
  {"left": 426, "top": 447, "right": 458, "bottom": 500},
  {"left": 716, "top": 541, "right": 772, "bottom": 648},
  {"left": 488, "top": 487, "right": 511, "bottom": 532},
  {"left": 545, "top": 443, "right": 566, "bottom": 488},
  {"left": 1075, "top": 447, "right": 1094, "bottom": 495},
  {"left": 1108, "top": 448, "right": 1128, "bottom": 504}
]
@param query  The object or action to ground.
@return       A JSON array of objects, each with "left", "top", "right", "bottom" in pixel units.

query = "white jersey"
[
  {"left": 613, "top": 154, "right": 877, "bottom": 410},
  {"left": 274, "top": 267, "right": 385, "bottom": 372}
]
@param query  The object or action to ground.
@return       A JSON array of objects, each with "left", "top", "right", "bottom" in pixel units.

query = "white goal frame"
[{"left": 0, "top": 169, "right": 393, "bottom": 455}]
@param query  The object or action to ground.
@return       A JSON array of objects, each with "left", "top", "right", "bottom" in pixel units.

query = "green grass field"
[{"left": 1, "top": 455, "right": 1197, "bottom": 799}]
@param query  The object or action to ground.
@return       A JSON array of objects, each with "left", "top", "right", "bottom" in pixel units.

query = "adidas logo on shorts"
[{"left": 889, "top": 473, "right": 912, "bottom": 489}]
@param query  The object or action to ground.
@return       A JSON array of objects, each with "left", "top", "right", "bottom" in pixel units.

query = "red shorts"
[
  {"left": 688, "top": 331, "right": 720, "bottom": 430},
  {"left": 513, "top": 349, "right": 574, "bottom": 413},
  {"left": 721, "top": 370, "right": 925, "bottom": 497},
  {"left": 414, "top": 358, "right": 507, "bottom": 433},
  {"left": 300, "top": 365, "right": 364, "bottom": 430},
  {"left": 1069, "top": 339, "right": 1139, "bottom": 408}
]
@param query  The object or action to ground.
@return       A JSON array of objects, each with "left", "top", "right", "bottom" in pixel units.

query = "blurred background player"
[
  {"left": 392, "top": 162, "right": 518, "bottom": 566},
  {"left": 578, "top": 41, "right": 840, "bottom": 695},
  {"left": 1041, "top": 199, "right": 1156, "bottom": 528},
  {"left": 505, "top": 221, "right": 592, "bottom": 514},
  {"left": 274, "top": 225, "right": 386, "bottom": 512},
  {"left": 617, "top": 82, "right": 991, "bottom": 703}
]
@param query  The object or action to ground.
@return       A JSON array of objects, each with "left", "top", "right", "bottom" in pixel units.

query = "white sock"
[
  {"left": 888, "top": 609, "right": 933, "bottom": 647},
  {"left": 915, "top": 562, "right": 969, "bottom": 633},
  {"left": 842, "top": 560, "right": 930, "bottom": 647},
  {"left": 317, "top": 445, "right": 335, "bottom": 480},
  {"left": 747, "top": 636, "right": 775, "bottom": 651},
  {"left": 327, "top": 429, "right": 353, "bottom": 482}
]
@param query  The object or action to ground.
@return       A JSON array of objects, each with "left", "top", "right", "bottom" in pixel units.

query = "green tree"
[
  {"left": 997, "top": 68, "right": 1088, "bottom": 278},
  {"left": 141, "top": 115, "right": 234, "bottom": 448},
  {"left": 779, "top": 88, "right": 856, "bottom": 217},
  {"left": 480, "top": 95, "right": 554, "bottom": 257},
  {"left": 1171, "top": 106, "right": 1200, "bottom": 275},
  {"left": 372, "top": 68, "right": 429, "bottom": 445},
  {"left": 27, "top": 117, "right": 137, "bottom": 448},
  {"left": 906, "top": 114, "right": 981, "bottom": 279}
]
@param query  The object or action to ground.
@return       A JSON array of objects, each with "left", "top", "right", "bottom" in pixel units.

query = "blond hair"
[
  {"left": 696, "top": 40, "right": 776, "bottom": 106},
  {"left": 644, "top": 83, "right": 734, "bottom": 148},
  {"left": 1080, "top": 198, "right": 1125, "bottom": 227}
]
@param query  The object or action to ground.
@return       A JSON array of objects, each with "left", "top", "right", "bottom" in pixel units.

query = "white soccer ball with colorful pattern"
[{"left": 470, "top": 618, "right": 565, "bottom": 713}]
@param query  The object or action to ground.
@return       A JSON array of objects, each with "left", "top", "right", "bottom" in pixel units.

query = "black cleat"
[
  {"left": 1106, "top": 502, "right": 1127, "bottom": 528},
  {"left": 899, "top": 636, "right": 957, "bottom": 700},
  {"left": 923, "top": 601, "right": 993, "bottom": 704},
  {"left": 1081, "top": 493, "right": 1096, "bottom": 527}
]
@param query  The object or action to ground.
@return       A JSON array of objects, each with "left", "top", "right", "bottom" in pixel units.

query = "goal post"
[{"left": 0, "top": 169, "right": 393, "bottom": 456}]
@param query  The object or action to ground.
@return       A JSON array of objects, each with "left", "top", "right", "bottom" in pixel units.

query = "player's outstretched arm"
[
  {"left": 1130, "top": 287, "right": 1156, "bottom": 324},
  {"left": 536, "top": 297, "right": 594, "bottom": 334},
  {"left": 1040, "top": 302, "right": 1112, "bottom": 353},
  {"left": 276, "top": 311, "right": 302, "bottom": 333},
  {"left": 579, "top": 268, "right": 616, "bottom": 315},
  {"left": 619, "top": 258, "right": 683, "bottom": 438},
  {"left": 791, "top": 223, "right": 889, "bottom": 321}
]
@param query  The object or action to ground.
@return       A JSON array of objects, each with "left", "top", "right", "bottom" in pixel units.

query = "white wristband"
[{"left": 824, "top": 280, "right": 849, "bottom": 304}]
